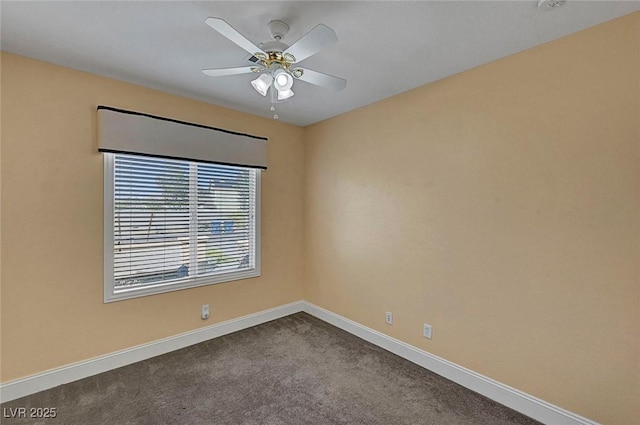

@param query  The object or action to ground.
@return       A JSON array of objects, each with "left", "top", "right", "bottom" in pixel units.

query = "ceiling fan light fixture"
[
  {"left": 251, "top": 73, "right": 273, "bottom": 96},
  {"left": 275, "top": 73, "right": 289, "bottom": 87},
  {"left": 272, "top": 69, "right": 295, "bottom": 100},
  {"left": 273, "top": 69, "right": 293, "bottom": 91},
  {"left": 277, "top": 88, "right": 294, "bottom": 101}
]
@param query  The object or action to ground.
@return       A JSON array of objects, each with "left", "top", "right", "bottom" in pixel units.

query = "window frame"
[{"left": 103, "top": 153, "right": 261, "bottom": 302}]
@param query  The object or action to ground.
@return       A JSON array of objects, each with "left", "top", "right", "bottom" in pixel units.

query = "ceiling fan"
[{"left": 202, "top": 17, "right": 346, "bottom": 119}]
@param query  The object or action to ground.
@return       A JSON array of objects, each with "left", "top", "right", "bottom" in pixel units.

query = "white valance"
[{"left": 97, "top": 106, "right": 267, "bottom": 169}]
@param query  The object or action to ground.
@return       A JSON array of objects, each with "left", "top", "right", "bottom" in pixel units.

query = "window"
[
  {"left": 98, "top": 106, "right": 266, "bottom": 302},
  {"left": 104, "top": 153, "right": 260, "bottom": 302}
]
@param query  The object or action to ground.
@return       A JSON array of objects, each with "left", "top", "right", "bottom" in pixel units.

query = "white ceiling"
[{"left": 2, "top": 1, "right": 639, "bottom": 126}]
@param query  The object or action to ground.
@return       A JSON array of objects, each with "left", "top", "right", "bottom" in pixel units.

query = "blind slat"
[{"left": 112, "top": 154, "right": 257, "bottom": 290}]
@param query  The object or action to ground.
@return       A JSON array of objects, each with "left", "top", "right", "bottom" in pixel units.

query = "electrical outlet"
[
  {"left": 385, "top": 311, "right": 393, "bottom": 325},
  {"left": 201, "top": 304, "right": 210, "bottom": 320},
  {"left": 423, "top": 323, "right": 432, "bottom": 339}
]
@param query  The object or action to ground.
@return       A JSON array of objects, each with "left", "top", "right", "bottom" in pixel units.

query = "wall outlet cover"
[{"left": 423, "top": 323, "right": 432, "bottom": 339}]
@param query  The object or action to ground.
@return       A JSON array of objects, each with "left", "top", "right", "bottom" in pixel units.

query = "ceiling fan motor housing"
[
  {"left": 260, "top": 40, "right": 289, "bottom": 54},
  {"left": 256, "top": 20, "right": 297, "bottom": 73}
]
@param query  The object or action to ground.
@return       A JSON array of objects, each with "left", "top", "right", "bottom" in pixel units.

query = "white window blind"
[{"left": 104, "top": 153, "right": 260, "bottom": 301}]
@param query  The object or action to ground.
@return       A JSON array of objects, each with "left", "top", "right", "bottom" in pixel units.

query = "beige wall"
[
  {"left": 304, "top": 12, "right": 639, "bottom": 425},
  {"left": 0, "top": 53, "right": 305, "bottom": 382}
]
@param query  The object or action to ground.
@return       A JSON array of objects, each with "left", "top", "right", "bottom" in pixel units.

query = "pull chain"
[{"left": 270, "top": 86, "right": 278, "bottom": 119}]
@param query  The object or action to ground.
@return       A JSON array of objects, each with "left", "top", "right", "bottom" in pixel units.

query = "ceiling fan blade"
[
  {"left": 205, "top": 17, "right": 266, "bottom": 56},
  {"left": 295, "top": 68, "right": 346, "bottom": 91},
  {"left": 202, "top": 66, "right": 258, "bottom": 77},
  {"left": 283, "top": 24, "right": 337, "bottom": 63}
]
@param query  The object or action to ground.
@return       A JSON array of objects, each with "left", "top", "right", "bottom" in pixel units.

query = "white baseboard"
[
  {"left": 300, "top": 301, "right": 600, "bottom": 425},
  {"left": 0, "top": 301, "right": 304, "bottom": 403},
  {"left": 1, "top": 299, "right": 599, "bottom": 425}
]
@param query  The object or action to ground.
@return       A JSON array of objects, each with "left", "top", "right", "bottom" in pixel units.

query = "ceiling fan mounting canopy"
[
  {"left": 267, "top": 20, "right": 290, "bottom": 41},
  {"left": 256, "top": 20, "right": 293, "bottom": 58}
]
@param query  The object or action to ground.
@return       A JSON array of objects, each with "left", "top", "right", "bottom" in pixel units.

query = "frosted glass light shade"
[
  {"left": 277, "top": 89, "right": 294, "bottom": 100},
  {"left": 273, "top": 69, "right": 294, "bottom": 100},
  {"left": 273, "top": 69, "right": 293, "bottom": 91},
  {"left": 251, "top": 73, "right": 273, "bottom": 96}
]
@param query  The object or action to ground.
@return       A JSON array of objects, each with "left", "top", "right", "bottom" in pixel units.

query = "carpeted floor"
[{"left": 2, "top": 313, "right": 541, "bottom": 424}]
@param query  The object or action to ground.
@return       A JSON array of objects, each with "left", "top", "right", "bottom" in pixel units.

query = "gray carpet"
[{"left": 1, "top": 313, "right": 541, "bottom": 424}]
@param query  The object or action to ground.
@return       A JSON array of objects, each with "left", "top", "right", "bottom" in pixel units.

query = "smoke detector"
[{"left": 538, "top": 0, "right": 567, "bottom": 11}]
